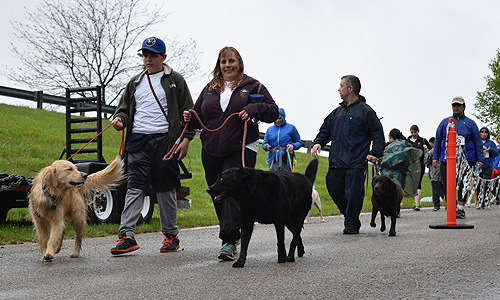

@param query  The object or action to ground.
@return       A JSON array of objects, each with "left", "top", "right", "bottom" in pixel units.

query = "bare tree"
[{"left": 6, "top": 0, "right": 203, "bottom": 105}]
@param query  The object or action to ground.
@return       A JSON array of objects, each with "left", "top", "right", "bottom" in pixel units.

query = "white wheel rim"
[
  {"left": 141, "top": 196, "right": 151, "bottom": 218},
  {"left": 92, "top": 189, "right": 113, "bottom": 220}
]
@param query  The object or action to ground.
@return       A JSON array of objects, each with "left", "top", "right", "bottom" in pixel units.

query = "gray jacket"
[{"left": 424, "top": 150, "right": 442, "bottom": 182}]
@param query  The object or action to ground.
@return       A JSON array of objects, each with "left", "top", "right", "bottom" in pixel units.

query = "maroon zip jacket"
[{"left": 189, "top": 74, "right": 278, "bottom": 157}]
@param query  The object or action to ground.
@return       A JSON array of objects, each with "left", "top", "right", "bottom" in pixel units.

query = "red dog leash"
[
  {"left": 163, "top": 108, "right": 249, "bottom": 167},
  {"left": 67, "top": 119, "right": 120, "bottom": 161}
]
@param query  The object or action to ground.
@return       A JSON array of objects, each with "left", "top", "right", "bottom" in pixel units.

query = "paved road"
[{"left": 1, "top": 207, "right": 499, "bottom": 300}]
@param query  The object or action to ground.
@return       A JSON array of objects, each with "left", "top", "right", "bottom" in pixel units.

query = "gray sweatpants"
[{"left": 119, "top": 188, "right": 179, "bottom": 238}]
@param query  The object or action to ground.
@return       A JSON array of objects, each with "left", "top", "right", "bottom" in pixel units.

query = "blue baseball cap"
[{"left": 138, "top": 37, "right": 166, "bottom": 54}]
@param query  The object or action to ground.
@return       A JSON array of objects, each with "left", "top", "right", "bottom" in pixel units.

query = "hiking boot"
[
  {"left": 456, "top": 209, "right": 466, "bottom": 219},
  {"left": 160, "top": 235, "right": 180, "bottom": 253},
  {"left": 433, "top": 206, "right": 440, "bottom": 211},
  {"left": 343, "top": 226, "right": 359, "bottom": 235},
  {"left": 413, "top": 204, "right": 420, "bottom": 211},
  {"left": 218, "top": 243, "right": 236, "bottom": 261},
  {"left": 111, "top": 234, "right": 139, "bottom": 255}
]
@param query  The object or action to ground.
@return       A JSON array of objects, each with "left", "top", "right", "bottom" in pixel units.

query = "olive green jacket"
[{"left": 113, "top": 64, "right": 195, "bottom": 151}]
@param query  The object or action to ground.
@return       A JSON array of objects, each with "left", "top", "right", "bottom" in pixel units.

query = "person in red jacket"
[{"left": 184, "top": 46, "right": 278, "bottom": 261}]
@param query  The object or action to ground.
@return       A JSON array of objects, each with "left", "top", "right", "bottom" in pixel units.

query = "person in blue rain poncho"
[{"left": 263, "top": 108, "right": 302, "bottom": 171}]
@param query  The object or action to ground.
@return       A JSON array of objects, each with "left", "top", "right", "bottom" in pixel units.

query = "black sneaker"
[
  {"left": 433, "top": 206, "right": 440, "bottom": 211},
  {"left": 343, "top": 226, "right": 359, "bottom": 235},
  {"left": 111, "top": 234, "right": 139, "bottom": 255},
  {"left": 218, "top": 243, "right": 236, "bottom": 261},
  {"left": 456, "top": 209, "right": 466, "bottom": 219},
  {"left": 160, "top": 235, "right": 180, "bottom": 253}
]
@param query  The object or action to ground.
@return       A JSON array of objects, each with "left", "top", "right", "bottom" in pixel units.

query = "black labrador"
[
  {"left": 207, "top": 159, "right": 319, "bottom": 268},
  {"left": 370, "top": 174, "right": 403, "bottom": 236}
]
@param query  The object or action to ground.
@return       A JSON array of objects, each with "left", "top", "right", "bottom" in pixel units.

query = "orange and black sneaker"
[
  {"left": 111, "top": 233, "right": 139, "bottom": 255},
  {"left": 160, "top": 235, "right": 180, "bottom": 253}
]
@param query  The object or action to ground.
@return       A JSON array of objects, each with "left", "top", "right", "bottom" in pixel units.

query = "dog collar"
[
  {"left": 42, "top": 181, "right": 57, "bottom": 210},
  {"left": 29, "top": 198, "right": 43, "bottom": 218}
]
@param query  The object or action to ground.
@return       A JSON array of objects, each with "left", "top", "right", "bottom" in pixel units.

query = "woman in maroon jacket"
[
  {"left": 407, "top": 124, "right": 431, "bottom": 211},
  {"left": 184, "top": 46, "right": 278, "bottom": 261}
]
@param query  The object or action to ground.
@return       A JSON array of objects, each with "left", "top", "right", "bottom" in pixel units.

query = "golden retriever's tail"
[{"left": 81, "top": 157, "right": 124, "bottom": 193}]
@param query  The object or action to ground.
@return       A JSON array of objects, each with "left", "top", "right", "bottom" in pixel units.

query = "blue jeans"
[{"left": 326, "top": 168, "right": 365, "bottom": 229}]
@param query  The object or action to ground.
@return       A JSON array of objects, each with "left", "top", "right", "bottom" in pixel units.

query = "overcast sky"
[{"left": 1, "top": 0, "right": 500, "bottom": 142}]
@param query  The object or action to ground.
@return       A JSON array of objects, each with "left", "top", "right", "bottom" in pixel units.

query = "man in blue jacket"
[
  {"left": 263, "top": 108, "right": 302, "bottom": 171},
  {"left": 432, "top": 96, "right": 484, "bottom": 219},
  {"left": 312, "top": 75, "right": 385, "bottom": 234}
]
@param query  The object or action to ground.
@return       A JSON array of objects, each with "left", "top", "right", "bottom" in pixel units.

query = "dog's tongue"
[{"left": 214, "top": 192, "right": 227, "bottom": 201}]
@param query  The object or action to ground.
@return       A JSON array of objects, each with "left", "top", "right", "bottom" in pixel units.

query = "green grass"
[{"left": 0, "top": 103, "right": 434, "bottom": 245}]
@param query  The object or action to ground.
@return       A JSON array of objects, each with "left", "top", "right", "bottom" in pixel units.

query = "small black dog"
[
  {"left": 370, "top": 174, "right": 403, "bottom": 236},
  {"left": 207, "top": 159, "right": 319, "bottom": 268}
]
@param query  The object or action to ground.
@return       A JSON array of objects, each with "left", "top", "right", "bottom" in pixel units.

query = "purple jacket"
[{"left": 189, "top": 74, "right": 278, "bottom": 157}]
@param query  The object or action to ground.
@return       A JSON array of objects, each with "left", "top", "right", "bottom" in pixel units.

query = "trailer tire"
[
  {"left": 137, "top": 192, "right": 155, "bottom": 224},
  {"left": 87, "top": 189, "right": 119, "bottom": 224}
]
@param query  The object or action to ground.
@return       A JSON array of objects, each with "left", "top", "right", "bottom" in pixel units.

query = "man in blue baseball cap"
[{"left": 111, "top": 36, "right": 195, "bottom": 255}]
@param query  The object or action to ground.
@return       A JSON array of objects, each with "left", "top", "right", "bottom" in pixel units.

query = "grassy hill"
[{"left": 0, "top": 103, "right": 433, "bottom": 244}]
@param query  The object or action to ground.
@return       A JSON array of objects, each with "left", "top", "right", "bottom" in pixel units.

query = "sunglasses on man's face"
[
  {"left": 452, "top": 103, "right": 464, "bottom": 107},
  {"left": 480, "top": 131, "right": 488, "bottom": 133}
]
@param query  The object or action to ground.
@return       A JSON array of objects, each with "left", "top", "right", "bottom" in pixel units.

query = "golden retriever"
[{"left": 28, "top": 157, "right": 123, "bottom": 261}]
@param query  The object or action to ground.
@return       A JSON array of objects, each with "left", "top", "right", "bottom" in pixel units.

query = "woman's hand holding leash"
[
  {"left": 175, "top": 138, "right": 190, "bottom": 161},
  {"left": 183, "top": 110, "right": 192, "bottom": 123},
  {"left": 238, "top": 110, "right": 250, "bottom": 121}
]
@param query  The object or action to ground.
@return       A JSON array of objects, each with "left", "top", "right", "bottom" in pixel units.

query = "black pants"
[
  {"left": 325, "top": 167, "right": 365, "bottom": 229},
  {"left": 202, "top": 148, "right": 257, "bottom": 246},
  {"left": 431, "top": 181, "right": 444, "bottom": 207},
  {"left": 127, "top": 134, "right": 179, "bottom": 193}
]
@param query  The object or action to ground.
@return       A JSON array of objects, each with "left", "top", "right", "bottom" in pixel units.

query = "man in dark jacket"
[{"left": 312, "top": 75, "right": 385, "bottom": 234}]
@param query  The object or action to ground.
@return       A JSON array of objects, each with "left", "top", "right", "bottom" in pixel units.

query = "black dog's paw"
[
  {"left": 389, "top": 231, "right": 396, "bottom": 237},
  {"left": 232, "top": 260, "right": 245, "bottom": 268},
  {"left": 370, "top": 221, "right": 376, "bottom": 228},
  {"left": 298, "top": 248, "right": 305, "bottom": 257},
  {"left": 286, "top": 256, "right": 295, "bottom": 262},
  {"left": 278, "top": 256, "right": 287, "bottom": 263},
  {"left": 380, "top": 225, "right": 386, "bottom": 232}
]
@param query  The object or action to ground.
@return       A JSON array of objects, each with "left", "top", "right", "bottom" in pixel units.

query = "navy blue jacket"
[{"left": 313, "top": 96, "right": 385, "bottom": 169}]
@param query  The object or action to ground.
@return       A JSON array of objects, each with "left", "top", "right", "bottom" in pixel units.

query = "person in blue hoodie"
[
  {"left": 432, "top": 96, "right": 484, "bottom": 219},
  {"left": 492, "top": 141, "right": 500, "bottom": 205},
  {"left": 479, "top": 127, "right": 498, "bottom": 178},
  {"left": 263, "top": 108, "right": 302, "bottom": 171},
  {"left": 477, "top": 126, "right": 499, "bottom": 205}
]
